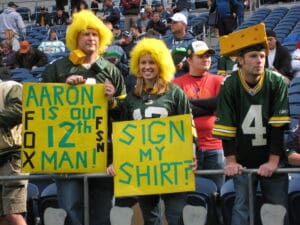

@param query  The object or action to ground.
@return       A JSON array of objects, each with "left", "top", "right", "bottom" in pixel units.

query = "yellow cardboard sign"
[
  {"left": 22, "top": 83, "right": 108, "bottom": 173},
  {"left": 112, "top": 114, "right": 195, "bottom": 197}
]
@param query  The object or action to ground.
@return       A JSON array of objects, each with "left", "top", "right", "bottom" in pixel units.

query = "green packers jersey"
[
  {"left": 213, "top": 69, "right": 290, "bottom": 167},
  {"left": 118, "top": 83, "right": 191, "bottom": 120}
]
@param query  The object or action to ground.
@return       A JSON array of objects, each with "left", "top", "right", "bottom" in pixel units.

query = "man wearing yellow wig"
[{"left": 41, "top": 10, "right": 126, "bottom": 225}]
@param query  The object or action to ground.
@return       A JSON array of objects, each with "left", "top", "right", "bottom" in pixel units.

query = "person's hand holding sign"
[
  {"left": 191, "top": 156, "right": 197, "bottom": 173},
  {"left": 107, "top": 164, "right": 116, "bottom": 176},
  {"left": 66, "top": 75, "right": 86, "bottom": 85},
  {"left": 104, "top": 79, "right": 116, "bottom": 100}
]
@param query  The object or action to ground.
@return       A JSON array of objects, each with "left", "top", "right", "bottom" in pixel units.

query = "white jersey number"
[
  {"left": 133, "top": 107, "right": 168, "bottom": 120},
  {"left": 241, "top": 105, "right": 267, "bottom": 146}
]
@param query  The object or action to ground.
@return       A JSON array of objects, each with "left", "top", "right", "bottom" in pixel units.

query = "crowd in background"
[{"left": 0, "top": 1, "right": 300, "bottom": 225}]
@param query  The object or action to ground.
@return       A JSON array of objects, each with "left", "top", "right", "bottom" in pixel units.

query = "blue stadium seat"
[
  {"left": 282, "top": 41, "right": 298, "bottom": 54},
  {"left": 220, "top": 179, "right": 263, "bottom": 225},
  {"left": 186, "top": 176, "right": 218, "bottom": 225},
  {"left": 283, "top": 34, "right": 300, "bottom": 44},
  {"left": 288, "top": 173, "right": 300, "bottom": 225},
  {"left": 27, "top": 183, "right": 41, "bottom": 225},
  {"left": 10, "top": 68, "right": 33, "bottom": 83},
  {"left": 288, "top": 76, "right": 300, "bottom": 121},
  {"left": 39, "top": 182, "right": 60, "bottom": 225}
]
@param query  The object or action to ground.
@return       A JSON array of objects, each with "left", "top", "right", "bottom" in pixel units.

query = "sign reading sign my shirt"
[
  {"left": 21, "top": 83, "right": 108, "bottom": 173},
  {"left": 113, "top": 114, "right": 195, "bottom": 197}
]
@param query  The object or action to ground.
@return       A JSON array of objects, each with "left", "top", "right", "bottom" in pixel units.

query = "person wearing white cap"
[{"left": 163, "top": 13, "right": 196, "bottom": 77}]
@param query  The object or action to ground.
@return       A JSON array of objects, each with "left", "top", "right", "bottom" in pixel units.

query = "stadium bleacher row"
[
  {"left": 25, "top": 173, "right": 300, "bottom": 225},
  {"left": 8, "top": 5, "right": 300, "bottom": 84},
  {"left": 183, "top": 5, "right": 300, "bottom": 74}
]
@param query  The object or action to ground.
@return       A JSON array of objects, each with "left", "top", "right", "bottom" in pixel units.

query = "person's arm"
[
  {"left": 258, "top": 154, "right": 280, "bottom": 177},
  {"left": 258, "top": 126, "right": 284, "bottom": 177},
  {"left": 190, "top": 103, "right": 214, "bottom": 117},
  {"left": 286, "top": 125, "right": 300, "bottom": 166},
  {"left": 34, "top": 49, "right": 48, "bottom": 68},
  {"left": 287, "top": 152, "right": 300, "bottom": 166},
  {"left": 222, "top": 139, "right": 243, "bottom": 176},
  {"left": 269, "top": 126, "right": 285, "bottom": 156},
  {"left": 275, "top": 45, "right": 292, "bottom": 79},
  {"left": 0, "top": 84, "right": 22, "bottom": 128},
  {"left": 189, "top": 96, "right": 218, "bottom": 111},
  {"left": 209, "top": 0, "right": 216, "bottom": 12},
  {"left": 16, "top": 14, "right": 26, "bottom": 39}
]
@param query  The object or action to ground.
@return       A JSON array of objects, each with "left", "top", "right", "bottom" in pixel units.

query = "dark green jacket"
[
  {"left": 41, "top": 56, "right": 126, "bottom": 97},
  {"left": 0, "top": 80, "right": 22, "bottom": 157}
]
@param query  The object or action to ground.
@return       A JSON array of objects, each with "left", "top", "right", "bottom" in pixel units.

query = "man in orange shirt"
[{"left": 173, "top": 40, "right": 224, "bottom": 190}]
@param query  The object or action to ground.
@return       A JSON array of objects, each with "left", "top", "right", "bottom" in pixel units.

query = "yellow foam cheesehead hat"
[{"left": 219, "top": 23, "right": 269, "bottom": 56}]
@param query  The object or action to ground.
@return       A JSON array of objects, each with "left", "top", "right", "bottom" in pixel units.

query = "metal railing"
[{"left": 1, "top": 167, "right": 300, "bottom": 225}]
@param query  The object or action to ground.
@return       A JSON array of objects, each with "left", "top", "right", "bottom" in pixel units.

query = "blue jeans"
[
  {"left": 231, "top": 173, "right": 288, "bottom": 225},
  {"left": 196, "top": 149, "right": 225, "bottom": 191},
  {"left": 56, "top": 177, "right": 113, "bottom": 225},
  {"left": 139, "top": 193, "right": 187, "bottom": 225}
]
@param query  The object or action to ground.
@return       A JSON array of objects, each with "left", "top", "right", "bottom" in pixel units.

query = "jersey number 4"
[{"left": 241, "top": 105, "right": 267, "bottom": 146}]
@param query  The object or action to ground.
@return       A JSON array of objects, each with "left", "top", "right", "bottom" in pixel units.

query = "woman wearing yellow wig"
[{"left": 105, "top": 38, "right": 196, "bottom": 225}]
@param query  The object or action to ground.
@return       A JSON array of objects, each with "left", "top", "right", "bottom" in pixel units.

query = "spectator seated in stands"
[
  {"left": 152, "top": 1, "right": 171, "bottom": 23},
  {"left": 286, "top": 118, "right": 300, "bottom": 166},
  {"left": 35, "top": 6, "right": 52, "bottom": 27},
  {"left": 136, "top": 8, "right": 150, "bottom": 33},
  {"left": 103, "top": 44, "right": 129, "bottom": 79},
  {"left": 291, "top": 41, "right": 300, "bottom": 78},
  {"left": 15, "top": 40, "right": 48, "bottom": 70},
  {"left": 117, "top": 30, "right": 136, "bottom": 59},
  {"left": 266, "top": 30, "right": 292, "bottom": 81},
  {"left": 38, "top": 29, "right": 66, "bottom": 54},
  {"left": 171, "top": 47, "right": 189, "bottom": 77},
  {"left": 121, "top": 0, "right": 141, "bottom": 29},
  {"left": 130, "top": 25, "right": 147, "bottom": 43},
  {"left": 111, "top": 24, "right": 123, "bottom": 44},
  {"left": 101, "top": 0, "right": 121, "bottom": 27},
  {"left": 0, "top": 40, "right": 16, "bottom": 69},
  {"left": 217, "top": 55, "right": 238, "bottom": 76},
  {"left": 53, "top": 8, "right": 70, "bottom": 25},
  {"left": 146, "top": 10, "right": 168, "bottom": 37},
  {"left": 163, "top": 13, "right": 196, "bottom": 77}
]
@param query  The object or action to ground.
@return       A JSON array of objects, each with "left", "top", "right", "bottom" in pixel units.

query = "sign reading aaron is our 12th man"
[
  {"left": 112, "top": 114, "right": 195, "bottom": 197},
  {"left": 21, "top": 83, "right": 108, "bottom": 173}
]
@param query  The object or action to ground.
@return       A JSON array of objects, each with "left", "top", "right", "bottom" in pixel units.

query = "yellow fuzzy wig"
[
  {"left": 130, "top": 38, "right": 176, "bottom": 81},
  {"left": 66, "top": 10, "right": 113, "bottom": 54}
]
